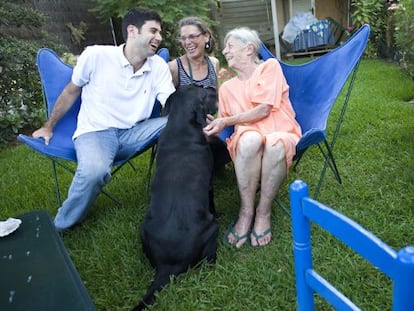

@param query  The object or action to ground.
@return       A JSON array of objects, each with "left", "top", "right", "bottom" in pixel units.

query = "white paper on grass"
[{"left": 0, "top": 218, "right": 22, "bottom": 237}]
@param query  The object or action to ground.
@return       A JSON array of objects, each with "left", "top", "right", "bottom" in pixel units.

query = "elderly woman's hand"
[
  {"left": 203, "top": 115, "right": 227, "bottom": 137},
  {"left": 205, "top": 114, "right": 215, "bottom": 125}
]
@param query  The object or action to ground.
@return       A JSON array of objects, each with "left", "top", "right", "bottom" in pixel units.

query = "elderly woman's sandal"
[
  {"left": 250, "top": 228, "right": 272, "bottom": 247},
  {"left": 224, "top": 222, "right": 250, "bottom": 248}
]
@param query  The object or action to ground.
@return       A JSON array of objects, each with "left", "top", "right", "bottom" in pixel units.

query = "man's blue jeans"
[{"left": 54, "top": 117, "right": 167, "bottom": 231}]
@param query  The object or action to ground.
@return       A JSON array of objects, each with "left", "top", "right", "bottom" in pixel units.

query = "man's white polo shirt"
[{"left": 71, "top": 44, "right": 175, "bottom": 139}]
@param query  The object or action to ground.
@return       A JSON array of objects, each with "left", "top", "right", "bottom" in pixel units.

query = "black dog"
[{"left": 132, "top": 85, "right": 219, "bottom": 310}]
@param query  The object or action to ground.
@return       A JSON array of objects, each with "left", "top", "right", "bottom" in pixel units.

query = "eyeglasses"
[{"left": 177, "top": 33, "right": 203, "bottom": 43}]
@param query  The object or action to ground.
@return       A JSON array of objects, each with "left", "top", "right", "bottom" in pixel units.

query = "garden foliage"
[
  {"left": 91, "top": 0, "right": 217, "bottom": 58},
  {"left": 394, "top": 0, "right": 414, "bottom": 78},
  {"left": 0, "top": 1, "right": 67, "bottom": 147},
  {"left": 350, "top": 0, "right": 414, "bottom": 79},
  {"left": 1, "top": 0, "right": 412, "bottom": 148}
]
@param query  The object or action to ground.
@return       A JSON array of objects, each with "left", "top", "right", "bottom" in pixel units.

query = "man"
[{"left": 32, "top": 7, "right": 175, "bottom": 231}]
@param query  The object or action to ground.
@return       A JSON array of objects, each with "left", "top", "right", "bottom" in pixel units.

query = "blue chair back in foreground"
[{"left": 289, "top": 180, "right": 414, "bottom": 311}]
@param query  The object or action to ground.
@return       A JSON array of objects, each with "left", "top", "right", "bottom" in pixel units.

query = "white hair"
[{"left": 223, "top": 27, "right": 261, "bottom": 56}]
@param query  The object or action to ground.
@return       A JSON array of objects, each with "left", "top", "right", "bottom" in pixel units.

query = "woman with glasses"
[
  {"left": 168, "top": 16, "right": 230, "bottom": 172},
  {"left": 168, "top": 16, "right": 219, "bottom": 89}
]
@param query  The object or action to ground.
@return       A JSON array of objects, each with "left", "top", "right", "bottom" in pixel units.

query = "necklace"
[{"left": 185, "top": 54, "right": 209, "bottom": 84}]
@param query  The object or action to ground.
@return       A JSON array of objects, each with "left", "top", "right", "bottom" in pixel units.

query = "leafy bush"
[
  {"left": 0, "top": 1, "right": 67, "bottom": 147},
  {"left": 91, "top": 0, "right": 217, "bottom": 58},
  {"left": 351, "top": 0, "right": 387, "bottom": 58},
  {"left": 0, "top": 37, "right": 44, "bottom": 145},
  {"left": 0, "top": 1, "right": 46, "bottom": 28},
  {"left": 394, "top": 0, "right": 414, "bottom": 78}
]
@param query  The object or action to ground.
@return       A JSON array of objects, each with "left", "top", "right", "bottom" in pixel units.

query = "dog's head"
[{"left": 163, "top": 85, "right": 217, "bottom": 127}]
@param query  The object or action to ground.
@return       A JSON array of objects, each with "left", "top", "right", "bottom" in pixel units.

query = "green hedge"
[
  {"left": 394, "top": 0, "right": 414, "bottom": 78},
  {"left": 0, "top": 1, "right": 67, "bottom": 147}
]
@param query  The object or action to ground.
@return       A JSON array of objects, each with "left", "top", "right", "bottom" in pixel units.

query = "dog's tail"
[{"left": 131, "top": 270, "right": 172, "bottom": 311}]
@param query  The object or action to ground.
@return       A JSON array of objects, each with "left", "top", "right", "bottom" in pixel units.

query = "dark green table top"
[{"left": 0, "top": 210, "right": 95, "bottom": 311}]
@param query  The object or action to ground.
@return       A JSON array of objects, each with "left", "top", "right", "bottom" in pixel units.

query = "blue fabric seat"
[
  {"left": 17, "top": 48, "right": 170, "bottom": 206},
  {"left": 289, "top": 180, "right": 414, "bottom": 310}
]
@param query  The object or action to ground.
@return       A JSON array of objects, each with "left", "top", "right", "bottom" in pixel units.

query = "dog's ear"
[
  {"left": 162, "top": 90, "right": 178, "bottom": 116},
  {"left": 202, "top": 87, "right": 218, "bottom": 115},
  {"left": 194, "top": 100, "right": 207, "bottom": 126},
  {"left": 193, "top": 87, "right": 218, "bottom": 126}
]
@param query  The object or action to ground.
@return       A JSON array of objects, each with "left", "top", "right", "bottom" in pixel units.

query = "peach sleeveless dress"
[{"left": 218, "top": 58, "right": 302, "bottom": 168}]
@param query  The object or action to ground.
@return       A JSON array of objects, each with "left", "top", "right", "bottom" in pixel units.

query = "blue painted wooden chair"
[
  {"left": 18, "top": 48, "right": 170, "bottom": 206},
  {"left": 289, "top": 180, "right": 414, "bottom": 311}
]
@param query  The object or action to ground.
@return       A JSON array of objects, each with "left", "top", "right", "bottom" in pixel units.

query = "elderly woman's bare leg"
[
  {"left": 251, "top": 141, "right": 286, "bottom": 247},
  {"left": 228, "top": 131, "right": 263, "bottom": 248}
]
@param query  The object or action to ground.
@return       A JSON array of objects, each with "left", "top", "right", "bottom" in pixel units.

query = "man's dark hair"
[{"left": 122, "top": 7, "right": 162, "bottom": 41}]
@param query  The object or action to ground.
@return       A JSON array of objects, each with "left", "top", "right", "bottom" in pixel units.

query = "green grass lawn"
[{"left": 1, "top": 59, "right": 413, "bottom": 310}]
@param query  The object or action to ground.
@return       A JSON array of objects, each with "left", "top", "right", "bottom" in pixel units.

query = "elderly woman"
[{"left": 204, "top": 27, "right": 302, "bottom": 248}]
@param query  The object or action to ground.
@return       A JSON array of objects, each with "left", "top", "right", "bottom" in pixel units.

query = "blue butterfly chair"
[
  {"left": 289, "top": 180, "right": 414, "bottom": 310},
  {"left": 17, "top": 48, "right": 170, "bottom": 206},
  {"left": 220, "top": 24, "right": 370, "bottom": 198}
]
